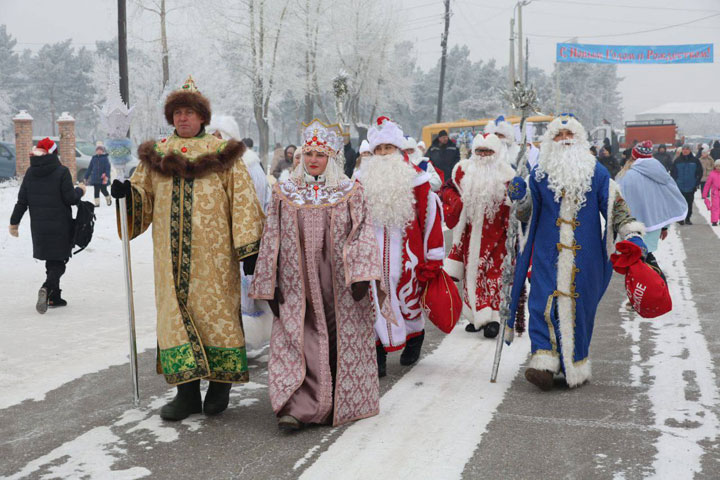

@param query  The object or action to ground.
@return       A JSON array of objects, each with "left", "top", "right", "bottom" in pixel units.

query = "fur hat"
[
  {"left": 368, "top": 116, "right": 405, "bottom": 152},
  {"left": 164, "top": 76, "right": 211, "bottom": 127},
  {"left": 542, "top": 114, "right": 588, "bottom": 144},
  {"left": 484, "top": 115, "right": 515, "bottom": 141},
  {"left": 207, "top": 114, "right": 241, "bottom": 140},
  {"left": 402, "top": 136, "right": 419, "bottom": 151},
  {"left": 359, "top": 139, "right": 371, "bottom": 154},
  {"left": 471, "top": 133, "right": 502, "bottom": 153}
]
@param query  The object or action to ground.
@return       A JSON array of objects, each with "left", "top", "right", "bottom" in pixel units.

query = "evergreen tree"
[
  {"left": 0, "top": 25, "right": 21, "bottom": 140},
  {"left": 16, "top": 40, "right": 95, "bottom": 136}
]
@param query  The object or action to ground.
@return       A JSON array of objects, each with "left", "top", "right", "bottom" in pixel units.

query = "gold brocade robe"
[{"left": 118, "top": 132, "right": 265, "bottom": 385}]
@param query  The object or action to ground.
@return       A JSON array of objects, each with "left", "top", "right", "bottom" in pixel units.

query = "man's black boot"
[
  {"left": 48, "top": 289, "right": 67, "bottom": 308},
  {"left": 483, "top": 321, "right": 500, "bottom": 339},
  {"left": 160, "top": 380, "right": 202, "bottom": 421},
  {"left": 204, "top": 381, "right": 232, "bottom": 416},
  {"left": 376, "top": 344, "right": 387, "bottom": 378},
  {"left": 400, "top": 330, "right": 425, "bottom": 366}
]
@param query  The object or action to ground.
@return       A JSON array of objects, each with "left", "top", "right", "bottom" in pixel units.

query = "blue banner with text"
[{"left": 556, "top": 43, "right": 714, "bottom": 64}]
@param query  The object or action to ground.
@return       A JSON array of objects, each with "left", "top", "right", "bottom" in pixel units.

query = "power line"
[{"left": 527, "top": 11, "right": 720, "bottom": 39}]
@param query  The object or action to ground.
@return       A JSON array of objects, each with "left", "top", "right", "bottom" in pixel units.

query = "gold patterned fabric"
[{"left": 117, "top": 132, "right": 265, "bottom": 384}]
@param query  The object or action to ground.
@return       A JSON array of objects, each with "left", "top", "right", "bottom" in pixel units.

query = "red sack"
[
  {"left": 610, "top": 241, "right": 672, "bottom": 318},
  {"left": 420, "top": 269, "right": 462, "bottom": 334}
]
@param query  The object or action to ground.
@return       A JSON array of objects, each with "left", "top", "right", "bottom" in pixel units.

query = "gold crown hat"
[
  {"left": 301, "top": 119, "right": 345, "bottom": 157},
  {"left": 164, "top": 75, "right": 211, "bottom": 126}
]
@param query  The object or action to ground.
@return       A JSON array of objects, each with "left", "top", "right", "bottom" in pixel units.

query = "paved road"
[{"left": 2, "top": 198, "right": 719, "bottom": 480}]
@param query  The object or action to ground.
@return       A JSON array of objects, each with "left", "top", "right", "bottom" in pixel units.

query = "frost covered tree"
[
  {"left": 552, "top": 63, "right": 623, "bottom": 129},
  {"left": 0, "top": 25, "right": 20, "bottom": 140},
  {"left": 15, "top": 40, "right": 95, "bottom": 137}
]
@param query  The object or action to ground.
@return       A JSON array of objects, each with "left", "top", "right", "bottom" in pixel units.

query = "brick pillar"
[
  {"left": 13, "top": 110, "right": 33, "bottom": 177},
  {"left": 57, "top": 112, "right": 76, "bottom": 181}
]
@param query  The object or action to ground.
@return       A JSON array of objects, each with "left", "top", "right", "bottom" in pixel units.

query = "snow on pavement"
[
  {"left": 0, "top": 183, "right": 158, "bottom": 409},
  {"left": 643, "top": 226, "right": 720, "bottom": 478},
  {"left": 299, "top": 326, "right": 530, "bottom": 480}
]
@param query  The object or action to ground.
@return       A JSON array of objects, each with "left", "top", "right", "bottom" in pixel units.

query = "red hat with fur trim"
[{"left": 33, "top": 137, "right": 57, "bottom": 156}]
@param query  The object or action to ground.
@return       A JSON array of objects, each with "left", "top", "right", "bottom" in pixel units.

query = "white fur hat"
[
  {"left": 359, "top": 139, "right": 371, "bottom": 154},
  {"left": 542, "top": 114, "right": 587, "bottom": 143},
  {"left": 484, "top": 115, "right": 515, "bottom": 140},
  {"left": 417, "top": 140, "right": 426, "bottom": 150},
  {"left": 471, "top": 133, "right": 503, "bottom": 153},
  {"left": 207, "top": 114, "right": 241, "bottom": 140},
  {"left": 367, "top": 116, "right": 405, "bottom": 152},
  {"left": 403, "top": 136, "right": 418, "bottom": 150}
]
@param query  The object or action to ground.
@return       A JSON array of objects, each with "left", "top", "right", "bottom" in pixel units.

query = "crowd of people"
[{"left": 5, "top": 77, "right": 714, "bottom": 433}]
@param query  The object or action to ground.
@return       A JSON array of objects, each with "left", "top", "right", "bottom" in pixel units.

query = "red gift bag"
[
  {"left": 610, "top": 241, "right": 672, "bottom": 318},
  {"left": 420, "top": 268, "right": 462, "bottom": 334}
]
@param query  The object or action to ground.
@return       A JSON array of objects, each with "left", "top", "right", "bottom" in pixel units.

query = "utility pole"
[
  {"left": 508, "top": 18, "right": 515, "bottom": 89},
  {"left": 525, "top": 38, "right": 529, "bottom": 84},
  {"left": 436, "top": 0, "right": 451, "bottom": 123},
  {"left": 118, "top": 0, "right": 129, "bottom": 108},
  {"left": 517, "top": 2, "right": 524, "bottom": 84}
]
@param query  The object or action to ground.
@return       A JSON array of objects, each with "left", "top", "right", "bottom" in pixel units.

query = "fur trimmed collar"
[{"left": 137, "top": 138, "right": 245, "bottom": 179}]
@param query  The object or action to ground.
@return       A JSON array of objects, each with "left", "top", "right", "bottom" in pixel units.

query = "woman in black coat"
[
  {"left": 9, "top": 142, "right": 85, "bottom": 313},
  {"left": 84, "top": 144, "right": 112, "bottom": 207}
]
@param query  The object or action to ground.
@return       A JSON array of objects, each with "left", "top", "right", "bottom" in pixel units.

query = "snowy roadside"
[{"left": 0, "top": 182, "right": 158, "bottom": 409}]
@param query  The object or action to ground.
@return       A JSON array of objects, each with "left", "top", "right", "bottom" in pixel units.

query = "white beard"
[
  {"left": 536, "top": 139, "right": 596, "bottom": 207},
  {"left": 461, "top": 153, "right": 515, "bottom": 222},
  {"left": 501, "top": 141, "right": 520, "bottom": 167},
  {"left": 407, "top": 150, "right": 423, "bottom": 166},
  {"left": 362, "top": 153, "right": 416, "bottom": 229}
]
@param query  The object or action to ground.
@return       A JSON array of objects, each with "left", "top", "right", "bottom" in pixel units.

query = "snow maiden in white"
[{"left": 505, "top": 114, "right": 646, "bottom": 391}]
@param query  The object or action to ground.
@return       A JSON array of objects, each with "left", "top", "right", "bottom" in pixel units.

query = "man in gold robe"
[{"left": 111, "top": 77, "right": 265, "bottom": 420}]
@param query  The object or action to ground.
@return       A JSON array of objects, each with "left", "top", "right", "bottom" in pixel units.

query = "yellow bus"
[{"left": 421, "top": 115, "right": 554, "bottom": 158}]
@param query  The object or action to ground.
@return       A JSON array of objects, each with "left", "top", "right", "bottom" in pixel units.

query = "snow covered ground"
[
  {"left": 2, "top": 183, "right": 720, "bottom": 479},
  {"left": 0, "top": 181, "right": 158, "bottom": 409}
]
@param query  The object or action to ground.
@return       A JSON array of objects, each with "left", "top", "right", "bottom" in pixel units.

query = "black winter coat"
[
  {"left": 426, "top": 138, "right": 460, "bottom": 182},
  {"left": 343, "top": 142, "right": 357, "bottom": 178},
  {"left": 10, "top": 154, "right": 84, "bottom": 260},
  {"left": 598, "top": 155, "right": 620, "bottom": 179},
  {"left": 711, "top": 141, "right": 720, "bottom": 161},
  {"left": 655, "top": 151, "right": 674, "bottom": 172}
]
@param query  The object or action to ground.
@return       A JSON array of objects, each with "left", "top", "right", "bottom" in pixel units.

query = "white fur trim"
[
  {"left": 528, "top": 352, "right": 561, "bottom": 373},
  {"left": 556, "top": 194, "right": 591, "bottom": 388},
  {"left": 472, "top": 307, "right": 493, "bottom": 329},
  {"left": 618, "top": 220, "right": 646, "bottom": 241},
  {"left": 504, "top": 325, "right": 515, "bottom": 345},
  {"left": 444, "top": 258, "right": 464, "bottom": 280},
  {"left": 542, "top": 116, "right": 587, "bottom": 144},
  {"left": 464, "top": 216, "right": 484, "bottom": 320},
  {"left": 368, "top": 119, "right": 405, "bottom": 152}
]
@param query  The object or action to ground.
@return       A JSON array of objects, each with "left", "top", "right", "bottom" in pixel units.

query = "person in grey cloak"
[{"left": 617, "top": 140, "right": 687, "bottom": 271}]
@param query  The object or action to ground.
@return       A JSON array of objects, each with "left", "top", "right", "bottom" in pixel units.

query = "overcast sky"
[{"left": 2, "top": 0, "right": 719, "bottom": 120}]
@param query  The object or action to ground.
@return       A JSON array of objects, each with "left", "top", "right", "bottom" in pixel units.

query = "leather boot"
[
  {"left": 36, "top": 286, "right": 48, "bottom": 314},
  {"left": 160, "top": 380, "right": 202, "bottom": 421},
  {"left": 524, "top": 368, "right": 554, "bottom": 391},
  {"left": 376, "top": 344, "right": 387, "bottom": 378},
  {"left": 203, "top": 381, "right": 232, "bottom": 416},
  {"left": 48, "top": 289, "right": 67, "bottom": 308},
  {"left": 483, "top": 321, "right": 500, "bottom": 339},
  {"left": 400, "top": 331, "right": 424, "bottom": 366}
]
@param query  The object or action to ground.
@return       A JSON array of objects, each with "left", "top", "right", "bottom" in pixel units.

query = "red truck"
[{"left": 623, "top": 119, "right": 681, "bottom": 149}]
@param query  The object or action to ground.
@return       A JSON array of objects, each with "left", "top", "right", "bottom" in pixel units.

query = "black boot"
[
  {"left": 160, "top": 380, "right": 202, "bottom": 421},
  {"left": 36, "top": 286, "right": 48, "bottom": 314},
  {"left": 203, "top": 381, "right": 232, "bottom": 416},
  {"left": 483, "top": 322, "right": 500, "bottom": 339},
  {"left": 48, "top": 289, "right": 67, "bottom": 308},
  {"left": 465, "top": 323, "right": 482, "bottom": 333},
  {"left": 400, "top": 331, "right": 424, "bottom": 366},
  {"left": 376, "top": 344, "right": 387, "bottom": 378}
]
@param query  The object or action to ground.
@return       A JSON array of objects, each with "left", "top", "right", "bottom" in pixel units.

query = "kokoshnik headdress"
[{"left": 292, "top": 119, "right": 348, "bottom": 187}]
